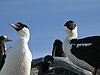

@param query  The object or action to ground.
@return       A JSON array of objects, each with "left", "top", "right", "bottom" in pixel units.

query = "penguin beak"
[
  {"left": 5, "top": 38, "right": 12, "bottom": 42},
  {"left": 64, "top": 23, "right": 76, "bottom": 30},
  {"left": 10, "top": 24, "right": 18, "bottom": 29},
  {"left": 66, "top": 24, "right": 75, "bottom": 30},
  {"left": 9, "top": 23, "right": 20, "bottom": 31},
  {"left": 69, "top": 24, "right": 76, "bottom": 30}
]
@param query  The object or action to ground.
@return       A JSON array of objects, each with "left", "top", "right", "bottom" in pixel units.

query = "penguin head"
[
  {"left": 10, "top": 22, "right": 30, "bottom": 41},
  {"left": 44, "top": 55, "right": 54, "bottom": 63},
  {"left": 10, "top": 22, "right": 29, "bottom": 31},
  {"left": 64, "top": 20, "right": 78, "bottom": 39},
  {"left": 0, "top": 35, "right": 12, "bottom": 42},
  {"left": 64, "top": 20, "right": 76, "bottom": 31}
]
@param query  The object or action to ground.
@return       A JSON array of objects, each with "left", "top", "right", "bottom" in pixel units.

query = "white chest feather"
[{"left": 0, "top": 38, "right": 32, "bottom": 75}]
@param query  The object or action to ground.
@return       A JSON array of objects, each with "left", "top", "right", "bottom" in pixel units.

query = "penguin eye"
[
  {"left": 2, "top": 37, "right": 6, "bottom": 40},
  {"left": 69, "top": 22, "right": 76, "bottom": 26},
  {"left": 16, "top": 24, "right": 23, "bottom": 29},
  {"left": 0, "top": 36, "right": 7, "bottom": 40}
]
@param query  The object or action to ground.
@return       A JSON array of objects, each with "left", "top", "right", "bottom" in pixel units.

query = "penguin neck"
[
  {"left": 18, "top": 35, "right": 30, "bottom": 43},
  {"left": 66, "top": 31, "right": 78, "bottom": 41},
  {"left": 17, "top": 28, "right": 30, "bottom": 43},
  {"left": 66, "top": 27, "right": 78, "bottom": 41}
]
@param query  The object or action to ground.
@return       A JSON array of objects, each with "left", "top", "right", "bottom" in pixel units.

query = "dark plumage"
[
  {"left": 0, "top": 40, "right": 6, "bottom": 71},
  {"left": 0, "top": 35, "right": 12, "bottom": 71},
  {"left": 33, "top": 55, "right": 54, "bottom": 75},
  {"left": 0, "top": 41, "right": 5, "bottom": 59},
  {"left": 52, "top": 39, "right": 65, "bottom": 57},
  {"left": 70, "top": 36, "right": 100, "bottom": 75}
]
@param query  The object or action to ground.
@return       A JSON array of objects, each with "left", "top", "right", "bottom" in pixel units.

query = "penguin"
[
  {"left": 0, "top": 35, "right": 12, "bottom": 71},
  {"left": 0, "top": 22, "right": 32, "bottom": 75}
]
